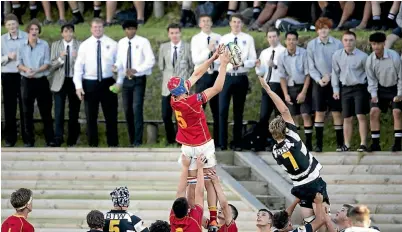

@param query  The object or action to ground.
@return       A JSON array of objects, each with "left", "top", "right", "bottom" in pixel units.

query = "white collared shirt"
[
  {"left": 171, "top": 41, "right": 182, "bottom": 63},
  {"left": 1, "top": 30, "right": 28, "bottom": 73},
  {"left": 73, "top": 35, "right": 117, "bottom": 89},
  {"left": 256, "top": 43, "right": 286, "bottom": 83},
  {"left": 191, "top": 31, "right": 221, "bottom": 70},
  {"left": 115, "top": 35, "right": 155, "bottom": 84},
  {"left": 219, "top": 32, "right": 257, "bottom": 73}
]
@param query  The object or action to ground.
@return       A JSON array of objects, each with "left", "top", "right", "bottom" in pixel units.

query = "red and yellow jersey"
[
  {"left": 169, "top": 204, "right": 203, "bottom": 232},
  {"left": 1, "top": 215, "right": 35, "bottom": 232},
  {"left": 170, "top": 81, "right": 211, "bottom": 146},
  {"left": 218, "top": 220, "right": 238, "bottom": 232}
]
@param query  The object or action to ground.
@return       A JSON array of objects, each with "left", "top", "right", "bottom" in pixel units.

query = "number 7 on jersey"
[{"left": 282, "top": 151, "right": 299, "bottom": 171}]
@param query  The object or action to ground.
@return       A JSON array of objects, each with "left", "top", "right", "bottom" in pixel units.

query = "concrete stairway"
[
  {"left": 258, "top": 151, "right": 402, "bottom": 232},
  {"left": 1, "top": 148, "right": 259, "bottom": 232}
]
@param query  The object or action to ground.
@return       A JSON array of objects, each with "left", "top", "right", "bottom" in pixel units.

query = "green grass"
[{"left": 2, "top": 8, "right": 401, "bottom": 151}]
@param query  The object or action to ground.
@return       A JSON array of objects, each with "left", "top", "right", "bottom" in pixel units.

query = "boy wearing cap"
[{"left": 104, "top": 187, "right": 149, "bottom": 232}]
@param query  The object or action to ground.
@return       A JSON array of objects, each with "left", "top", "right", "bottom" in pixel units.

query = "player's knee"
[
  {"left": 344, "top": 117, "right": 353, "bottom": 123},
  {"left": 392, "top": 109, "right": 401, "bottom": 120},
  {"left": 356, "top": 114, "right": 367, "bottom": 122},
  {"left": 370, "top": 108, "right": 380, "bottom": 119}
]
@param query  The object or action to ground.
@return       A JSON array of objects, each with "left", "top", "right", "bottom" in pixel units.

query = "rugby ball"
[{"left": 226, "top": 42, "right": 242, "bottom": 66}]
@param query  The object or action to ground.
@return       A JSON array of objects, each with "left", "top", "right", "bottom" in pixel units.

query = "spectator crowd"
[{"left": 2, "top": 0, "right": 402, "bottom": 153}]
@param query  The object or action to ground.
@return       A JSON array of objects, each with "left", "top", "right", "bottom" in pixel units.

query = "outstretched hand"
[
  {"left": 258, "top": 76, "right": 271, "bottom": 92},
  {"left": 212, "top": 44, "right": 225, "bottom": 60},
  {"left": 219, "top": 48, "right": 231, "bottom": 65}
]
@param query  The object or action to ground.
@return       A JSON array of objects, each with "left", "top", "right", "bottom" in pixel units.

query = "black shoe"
[
  {"left": 315, "top": 146, "right": 323, "bottom": 152},
  {"left": 46, "top": 141, "right": 57, "bottom": 147},
  {"left": 24, "top": 143, "right": 34, "bottom": 147},
  {"left": 216, "top": 146, "right": 227, "bottom": 151},
  {"left": 137, "top": 19, "right": 144, "bottom": 25},
  {"left": 391, "top": 144, "right": 402, "bottom": 152},
  {"left": 370, "top": 144, "right": 381, "bottom": 152},
  {"left": 357, "top": 145, "right": 368, "bottom": 152},
  {"left": 69, "top": 13, "right": 84, "bottom": 25},
  {"left": 54, "top": 138, "right": 63, "bottom": 147},
  {"left": 4, "top": 141, "right": 15, "bottom": 147},
  {"left": 337, "top": 145, "right": 350, "bottom": 152},
  {"left": 234, "top": 147, "right": 242, "bottom": 151}
]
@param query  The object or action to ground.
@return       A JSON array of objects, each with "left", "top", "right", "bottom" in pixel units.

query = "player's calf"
[{"left": 392, "top": 109, "right": 402, "bottom": 151}]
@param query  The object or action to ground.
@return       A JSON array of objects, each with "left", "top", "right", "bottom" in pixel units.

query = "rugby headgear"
[
  {"left": 167, "top": 76, "right": 187, "bottom": 96},
  {"left": 110, "top": 186, "right": 130, "bottom": 207}
]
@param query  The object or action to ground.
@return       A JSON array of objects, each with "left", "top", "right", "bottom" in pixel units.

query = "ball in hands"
[{"left": 226, "top": 42, "right": 242, "bottom": 66}]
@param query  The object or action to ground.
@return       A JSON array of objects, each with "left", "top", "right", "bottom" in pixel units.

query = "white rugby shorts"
[{"left": 178, "top": 139, "right": 217, "bottom": 170}]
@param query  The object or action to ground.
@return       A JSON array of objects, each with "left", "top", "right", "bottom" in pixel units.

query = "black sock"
[
  {"left": 305, "top": 126, "right": 313, "bottom": 151},
  {"left": 30, "top": 4, "right": 38, "bottom": 19},
  {"left": 387, "top": 13, "right": 396, "bottom": 27},
  {"left": 180, "top": 9, "right": 190, "bottom": 25},
  {"left": 394, "top": 130, "right": 402, "bottom": 146},
  {"left": 371, "top": 130, "right": 380, "bottom": 146},
  {"left": 373, "top": 15, "right": 381, "bottom": 27},
  {"left": 334, "top": 124, "right": 344, "bottom": 146},
  {"left": 94, "top": 6, "right": 101, "bottom": 18},
  {"left": 315, "top": 122, "right": 324, "bottom": 148},
  {"left": 388, "top": 13, "right": 396, "bottom": 20},
  {"left": 253, "top": 7, "right": 261, "bottom": 20}
]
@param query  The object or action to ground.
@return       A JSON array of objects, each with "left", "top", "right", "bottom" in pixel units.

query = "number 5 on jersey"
[
  {"left": 175, "top": 110, "right": 188, "bottom": 128},
  {"left": 109, "top": 220, "right": 120, "bottom": 232},
  {"left": 283, "top": 151, "right": 299, "bottom": 171}
]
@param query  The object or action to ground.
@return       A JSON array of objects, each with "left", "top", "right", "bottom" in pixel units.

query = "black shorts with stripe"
[
  {"left": 341, "top": 84, "right": 370, "bottom": 118},
  {"left": 291, "top": 177, "right": 330, "bottom": 209},
  {"left": 288, "top": 84, "right": 312, "bottom": 115},
  {"left": 312, "top": 81, "right": 342, "bottom": 112},
  {"left": 371, "top": 85, "right": 402, "bottom": 113}
]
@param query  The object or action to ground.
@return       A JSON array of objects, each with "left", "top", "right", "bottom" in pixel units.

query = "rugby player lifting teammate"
[
  {"left": 257, "top": 76, "right": 330, "bottom": 232},
  {"left": 167, "top": 45, "right": 231, "bottom": 231}
]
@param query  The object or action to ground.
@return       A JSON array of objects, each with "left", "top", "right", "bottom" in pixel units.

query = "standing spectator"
[
  {"left": 332, "top": 31, "right": 369, "bottom": 152},
  {"left": 73, "top": 18, "right": 119, "bottom": 147},
  {"left": 17, "top": 19, "right": 55, "bottom": 147},
  {"left": 191, "top": 14, "right": 221, "bottom": 147},
  {"left": 256, "top": 209, "right": 274, "bottom": 232},
  {"left": 68, "top": 1, "right": 85, "bottom": 25},
  {"left": 11, "top": 1, "right": 38, "bottom": 25},
  {"left": 278, "top": 31, "right": 313, "bottom": 151},
  {"left": 86, "top": 210, "right": 104, "bottom": 232},
  {"left": 158, "top": 23, "right": 193, "bottom": 146},
  {"left": 41, "top": 1, "right": 67, "bottom": 25},
  {"left": 1, "top": 14, "right": 28, "bottom": 147},
  {"left": 1, "top": 188, "right": 34, "bottom": 232},
  {"left": 49, "top": 24, "right": 81, "bottom": 147},
  {"left": 307, "top": 17, "right": 344, "bottom": 152},
  {"left": 113, "top": 20, "right": 155, "bottom": 147},
  {"left": 366, "top": 32, "right": 402, "bottom": 152},
  {"left": 219, "top": 13, "right": 257, "bottom": 151},
  {"left": 255, "top": 27, "right": 286, "bottom": 151},
  {"left": 104, "top": 187, "right": 149, "bottom": 232}
]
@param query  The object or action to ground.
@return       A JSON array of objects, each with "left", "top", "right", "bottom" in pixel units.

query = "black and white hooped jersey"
[
  {"left": 273, "top": 224, "right": 313, "bottom": 232},
  {"left": 272, "top": 123, "right": 322, "bottom": 186},
  {"left": 104, "top": 210, "right": 149, "bottom": 232}
]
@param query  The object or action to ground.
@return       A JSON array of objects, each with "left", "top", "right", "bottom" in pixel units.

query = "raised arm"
[
  {"left": 208, "top": 170, "right": 233, "bottom": 226},
  {"left": 310, "top": 193, "right": 326, "bottom": 232},
  {"left": 187, "top": 44, "right": 223, "bottom": 87},
  {"left": 203, "top": 48, "right": 230, "bottom": 101},
  {"left": 285, "top": 198, "right": 300, "bottom": 217},
  {"left": 176, "top": 154, "right": 190, "bottom": 198},
  {"left": 258, "top": 76, "right": 294, "bottom": 124},
  {"left": 194, "top": 156, "right": 206, "bottom": 208}
]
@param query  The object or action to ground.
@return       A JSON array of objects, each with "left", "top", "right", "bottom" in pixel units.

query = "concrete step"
[
  {"left": 256, "top": 195, "right": 286, "bottom": 209},
  {"left": 1, "top": 180, "right": 231, "bottom": 191},
  {"left": 1, "top": 152, "right": 180, "bottom": 162},
  {"left": 370, "top": 214, "right": 402, "bottom": 224},
  {"left": 260, "top": 154, "right": 402, "bottom": 165},
  {"left": 330, "top": 204, "right": 402, "bottom": 214},
  {"left": 1, "top": 199, "right": 253, "bottom": 211},
  {"left": 1, "top": 161, "right": 181, "bottom": 171},
  {"left": 0, "top": 209, "right": 259, "bottom": 222},
  {"left": 270, "top": 165, "right": 402, "bottom": 175},
  {"left": 221, "top": 165, "right": 251, "bottom": 180},
  {"left": 1, "top": 189, "right": 241, "bottom": 201},
  {"left": 327, "top": 184, "right": 402, "bottom": 194},
  {"left": 238, "top": 181, "right": 270, "bottom": 195},
  {"left": 1, "top": 170, "right": 180, "bottom": 181},
  {"left": 329, "top": 194, "right": 402, "bottom": 204}
]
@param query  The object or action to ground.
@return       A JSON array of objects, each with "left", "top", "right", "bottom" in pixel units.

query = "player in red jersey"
[
  {"left": 167, "top": 44, "right": 231, "bottom": 231},
  {"left": 1, "top": 188, "right": 35, "bottom": 232},
  {"left": 170, "top": 155, "right": 207, "bottom": 232},
  {"left": 206, "top": 170, "right": 239, "bottom": 232}
]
